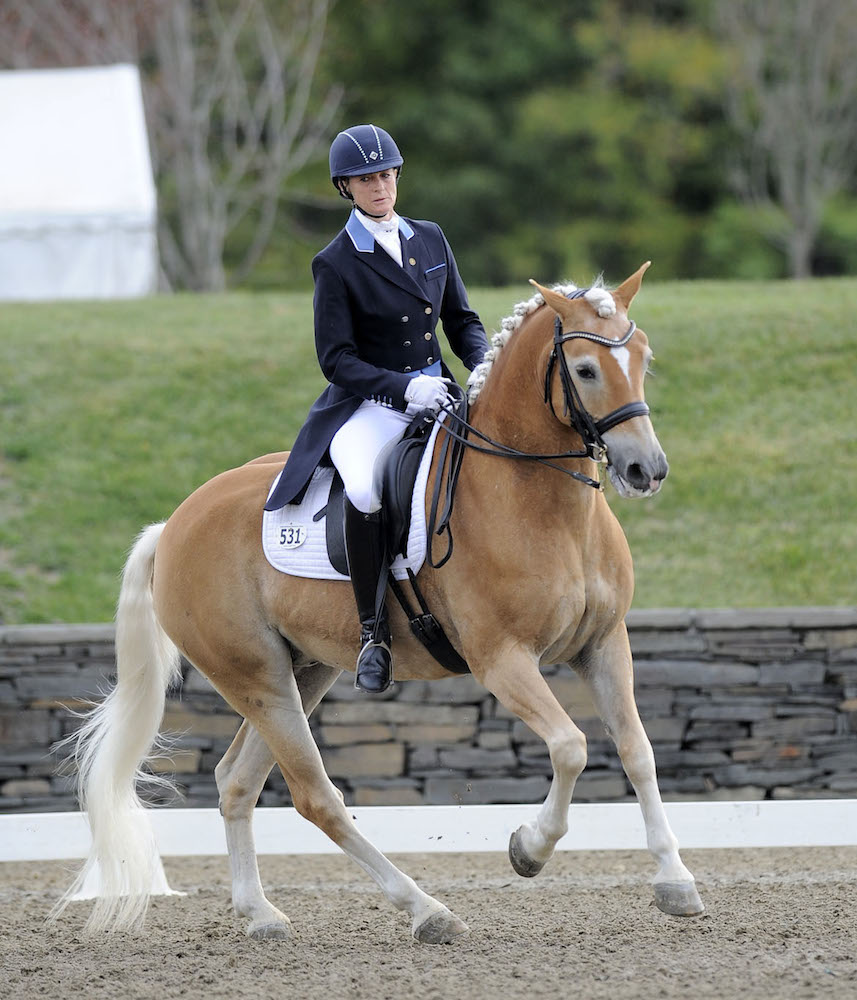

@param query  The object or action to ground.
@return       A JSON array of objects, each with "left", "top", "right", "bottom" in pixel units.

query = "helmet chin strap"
[{"left": 353, "top": 204, "right": 390, "bottom": 220}]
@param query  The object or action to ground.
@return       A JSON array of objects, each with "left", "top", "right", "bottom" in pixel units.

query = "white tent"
[{"left": 0, "top": 63, "right": 157, "bottom": 300}]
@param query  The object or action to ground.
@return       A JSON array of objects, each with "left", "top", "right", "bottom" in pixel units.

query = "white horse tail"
[{"left": 51, "top": 522, "right": 181, "bottom": 933}]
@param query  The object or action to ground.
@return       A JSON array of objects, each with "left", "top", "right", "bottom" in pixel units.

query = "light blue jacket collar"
[{"left": 345, "top": 209, "right": 415, "bottom": 253}]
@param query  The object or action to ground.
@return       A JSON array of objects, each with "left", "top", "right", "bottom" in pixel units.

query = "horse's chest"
[{"left": 539, "top": 578, "right": 628, "bottom": 665}]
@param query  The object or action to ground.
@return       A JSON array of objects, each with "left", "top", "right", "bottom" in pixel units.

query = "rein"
[{"left": 425, "top": 297, "right": 650, "bottom": 568}]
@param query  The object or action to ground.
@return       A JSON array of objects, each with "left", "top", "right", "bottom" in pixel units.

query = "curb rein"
[{"left": 426, "top": 310, "right": 650, "bottom": 568}]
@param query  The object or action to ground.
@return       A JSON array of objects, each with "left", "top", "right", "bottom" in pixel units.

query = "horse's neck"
[{"left": 462, "top": 320, "right": 600, "bottom": 526}]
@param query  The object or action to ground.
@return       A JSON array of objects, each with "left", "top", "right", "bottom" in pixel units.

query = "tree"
[
  {"left": 324, "top": 0, "right": 728, "bottom": 286},
  {"left": 717, "top": 0, "right": 857, "bottom": 278},
  {"left": 0, "top": 0, "right": 341, "bottom": 289}
]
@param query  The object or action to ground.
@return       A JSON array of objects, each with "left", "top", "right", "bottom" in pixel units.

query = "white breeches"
[{"left": 329, "top": 400, "right": 413, "bottom": 513}]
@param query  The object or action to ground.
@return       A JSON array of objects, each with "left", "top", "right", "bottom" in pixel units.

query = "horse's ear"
[
  {"left": 529, "top": 279, "right": 574, "bottom": 318},
  {"left": 613, "top": 261, "right": 651, "bottom": 311}
]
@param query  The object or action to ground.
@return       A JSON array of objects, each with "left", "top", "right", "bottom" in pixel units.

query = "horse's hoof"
[
  {"left": 247, "top": 918, "right": 292, "bottom": 940},
  {"left": 653, "top": 880, "right": 705, "bottom": 917},
  {"left": 413, "top": 907, "right": 470, "bottom": 945},
  {"left": 508, "top": 827, "right": 545, "bottom": 878}
]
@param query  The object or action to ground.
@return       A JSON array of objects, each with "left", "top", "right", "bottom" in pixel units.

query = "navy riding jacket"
[{"left": 264, "top": 211, "right": 489, "bottom": 510}]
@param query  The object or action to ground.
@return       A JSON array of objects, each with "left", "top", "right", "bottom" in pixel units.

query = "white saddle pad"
[{"left": 262, "top": 418, "right": 443, "bottom": 581}]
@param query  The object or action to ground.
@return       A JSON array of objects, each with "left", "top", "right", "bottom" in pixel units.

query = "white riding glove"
[{"left": 404, "top": 374, "right": 452, "bottom": 415}]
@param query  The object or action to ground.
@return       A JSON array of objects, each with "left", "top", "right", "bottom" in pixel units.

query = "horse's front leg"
[
  {"left": 581, "top": 624, "right": 705, "bottom": 916},
  {"left": 478, "top": 648, "right": 588, "bottom": 875}
]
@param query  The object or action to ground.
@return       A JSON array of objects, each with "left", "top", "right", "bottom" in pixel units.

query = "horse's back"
[
  {"left": 171, "top": 454, "right": 283, "bottom": 523},
  {"left": 243, "top": 450, "right": 290, "bottom": 467},
  {"left": 155, "top": 459, "right": 278, "bottom": 608},
  {"left": 160, "top": 451, "right": 291, "bottom": 537}
]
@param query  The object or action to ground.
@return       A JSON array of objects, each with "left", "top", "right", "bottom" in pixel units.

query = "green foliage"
[
  {"left": 2, "top": 278, "right": 857, "bottom": 622},
  {"left": 236, "top": 0, "right": 857, "bottom": 289},
  {"left": 698, "top": 201, "right": 785, "bottom": 279},
  {"left": 275, "top": 0, "right": 736, "bottom": 288},
  {"left": 817, "top": 197, "right": 857, "bottom": 276}
]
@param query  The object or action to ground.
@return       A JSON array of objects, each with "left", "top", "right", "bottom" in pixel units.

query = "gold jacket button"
[
  {"left": 425, "top": 306, "right": 432, "bottom": 315},
  {"left": 401, "top": 315, "right": 409, "bottom": 322},
  {"left": 426, "top": 356, "right": 434, "bottom": 364},
  {"left": 424, "top": 332, "right": 432, "bottom": 341},
  {"left": 404, "top": 366, "right": 412, "bottom": 372},
  {"left": 409, "top": 257, "right": 417, "bottom": 266},
  {"left": 403, "top": 340, "right": 411, "bottom": 347}
]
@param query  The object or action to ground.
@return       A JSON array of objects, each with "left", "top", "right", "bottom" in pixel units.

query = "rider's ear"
[
  {"left": 529, "top": 279, "right": 574, "bottom": 319},
  {"left": 613, "top": 261, "right": 651, "bottom": 312}
]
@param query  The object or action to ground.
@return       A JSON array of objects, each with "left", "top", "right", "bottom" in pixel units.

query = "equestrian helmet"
[{"left": 329, "top": 124, "right": 403, "bottom": 196}]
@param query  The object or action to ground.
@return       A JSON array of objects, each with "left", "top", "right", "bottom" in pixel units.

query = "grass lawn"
[{"left": 1, "top": 277, "right": 855, "bottom": 623}]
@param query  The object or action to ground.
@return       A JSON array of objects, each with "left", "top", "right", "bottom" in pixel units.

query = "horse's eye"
[{"left": 576, "top": 364, "right": 597, "bottom": 381}]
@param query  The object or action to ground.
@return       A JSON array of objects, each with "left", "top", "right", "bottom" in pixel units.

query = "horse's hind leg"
[
  {"left": 214, "top": 662, "right": 342, "bottom": 939},
  {"left": 582, "top": 625, "right": 704, "bottom": 916},
  {"left": 215, "top": 720, "right": 286, "bottom": 938},
  {"left": 213, "top": 656, "right": 468, "bottom": 944}
]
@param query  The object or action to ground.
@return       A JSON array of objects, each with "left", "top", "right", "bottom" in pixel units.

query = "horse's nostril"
[{"left": 626, "top": 463, "right": 645, "bottom": 486}]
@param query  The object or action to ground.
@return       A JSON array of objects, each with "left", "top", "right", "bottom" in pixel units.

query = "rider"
[{"left": 264, "top": 124, "right": 489, "bottom": 694}]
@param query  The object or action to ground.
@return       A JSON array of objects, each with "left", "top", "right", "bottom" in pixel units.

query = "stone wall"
[{"left": 1, "top": 608, "right": 856, "bottom": 813}]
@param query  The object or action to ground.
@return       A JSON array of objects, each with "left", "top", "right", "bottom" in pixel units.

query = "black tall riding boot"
[{"left": 344, "top": 499, "right": 393, "bottom": 693}]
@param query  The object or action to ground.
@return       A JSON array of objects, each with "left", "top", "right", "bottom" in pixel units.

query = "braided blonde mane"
[{"left": 466, "top": 279, "right": 617, "bottom": 403}]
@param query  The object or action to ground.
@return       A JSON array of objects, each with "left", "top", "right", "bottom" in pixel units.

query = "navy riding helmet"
[{"left": 329, "top": 124, "right": 403, "bottom": 199}]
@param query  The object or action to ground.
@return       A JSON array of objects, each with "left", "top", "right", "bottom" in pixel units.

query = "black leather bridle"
[
  {"left": 544, "top": 312, "right": 650, "bottom": 466},
  {"left": 425, "top": 294, "right": 651, "bottom": 567}
]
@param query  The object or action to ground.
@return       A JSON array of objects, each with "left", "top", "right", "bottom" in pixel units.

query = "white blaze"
[{"left": 612, "top": 345, "right": 632, "bottom": 385}]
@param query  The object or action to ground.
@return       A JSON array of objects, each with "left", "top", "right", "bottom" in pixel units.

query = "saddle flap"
[
  {"left": 380, "top": 409, "right": 436, "bottom": 558},
  {"left": 322, "top": 472, "right": 349, "bottom": 576}
]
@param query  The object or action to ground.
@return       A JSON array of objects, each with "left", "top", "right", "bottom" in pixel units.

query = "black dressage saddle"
[{"left": 314, "top": 408, "right": 436, "bottom": 575}]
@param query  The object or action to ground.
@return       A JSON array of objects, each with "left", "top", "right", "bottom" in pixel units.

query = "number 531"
[{"left": 279, "top": 525, "right": 306, "bottom": 547}]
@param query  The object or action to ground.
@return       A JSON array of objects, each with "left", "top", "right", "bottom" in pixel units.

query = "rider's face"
[{"left": 345, "top": 169, "right": 398, "bottom": 220}]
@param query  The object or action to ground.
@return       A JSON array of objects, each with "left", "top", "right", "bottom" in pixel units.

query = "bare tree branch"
[
  {"left": 0, "top": 0, "right": 340, "bottom": 290},
  {"left": 717, "top": 0, "right": 857, "bottom": 277}
]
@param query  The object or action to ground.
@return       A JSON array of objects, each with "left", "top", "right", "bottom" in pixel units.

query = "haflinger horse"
[{"left": 55, "top": 262, "right": 704, "bottom": 942}]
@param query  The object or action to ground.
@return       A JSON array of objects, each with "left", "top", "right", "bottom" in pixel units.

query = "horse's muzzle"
[{"left": 607, "top": 443, "right": 669, "bottom": 498}]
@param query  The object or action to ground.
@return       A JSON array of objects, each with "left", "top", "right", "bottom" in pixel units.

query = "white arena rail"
[{"left": 2, "top": 800, "right": 856, "bottom": 863}]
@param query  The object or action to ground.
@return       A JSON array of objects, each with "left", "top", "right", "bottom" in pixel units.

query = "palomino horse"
[{"left": 56, "top": 262, "right": 704, "bottom": 941}]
